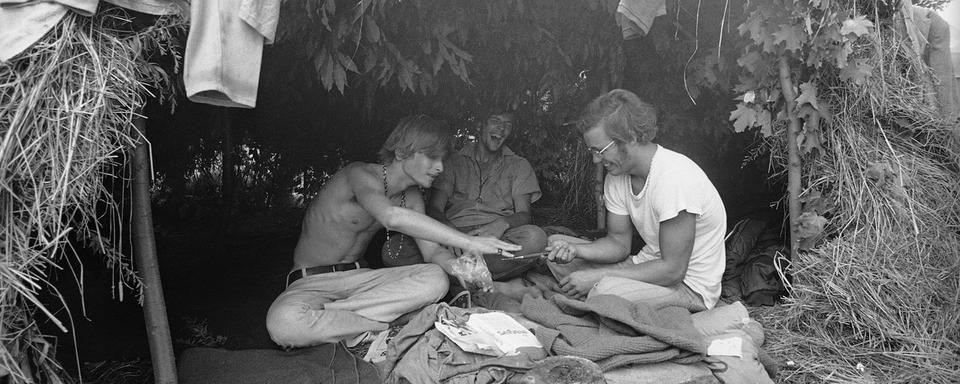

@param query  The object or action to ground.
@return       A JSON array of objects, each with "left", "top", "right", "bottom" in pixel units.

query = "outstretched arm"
[{"left": 349, "top": 164, "right": 520, "bottom": 255}]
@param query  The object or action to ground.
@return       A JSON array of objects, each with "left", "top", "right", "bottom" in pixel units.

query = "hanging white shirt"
[{"left": 183, "top": 0, "right": 280, "bottom": 108}]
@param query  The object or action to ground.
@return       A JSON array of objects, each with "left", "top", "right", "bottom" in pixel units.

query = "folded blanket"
[
  {"left": 520, "top": 294, "right": 707, "bottom": 371},
  {"left": 178, "top": 344, "right": 378, "bottom": 384}
]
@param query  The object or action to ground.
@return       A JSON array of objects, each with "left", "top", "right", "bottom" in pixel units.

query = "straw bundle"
[
  {"left": 752, "top": 20, "right": 960, "bottom": 384},
  {"left": 0, "top": 8, "right": 181, "bottom": 382}
]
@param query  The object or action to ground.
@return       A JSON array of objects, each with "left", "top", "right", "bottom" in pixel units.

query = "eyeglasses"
[{"left": 588, "top": 140, "right": 616, "bottom": 157}]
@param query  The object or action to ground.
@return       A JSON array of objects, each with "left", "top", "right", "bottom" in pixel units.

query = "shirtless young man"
[{"left": 265, "top": 115, "right": 520, "bottom": 348}]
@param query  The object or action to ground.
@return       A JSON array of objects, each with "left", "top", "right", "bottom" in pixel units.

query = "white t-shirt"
[{"left": 604, "top": 145, "right": 727, "bottom": 308}]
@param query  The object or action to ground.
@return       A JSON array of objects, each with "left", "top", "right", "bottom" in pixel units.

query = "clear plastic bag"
[{"left": 450, "top": 249, "right": 494, "bottom": 292}]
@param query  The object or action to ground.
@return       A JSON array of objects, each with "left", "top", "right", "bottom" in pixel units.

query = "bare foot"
[{"left": 493, "top": 279, "right": 543, "bottom": 301}]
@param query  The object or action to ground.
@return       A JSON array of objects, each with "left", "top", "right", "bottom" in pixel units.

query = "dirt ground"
[{"left": 41, "top": 209, "right": 305, "bottom": 378}]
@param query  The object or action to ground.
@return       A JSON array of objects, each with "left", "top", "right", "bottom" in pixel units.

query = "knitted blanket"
[{"left": 520, "top": 294, "right": 707, "bottom": 371}]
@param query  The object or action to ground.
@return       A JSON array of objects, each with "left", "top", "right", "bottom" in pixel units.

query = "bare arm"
[
  {"left": 349, "top": 165, "right": 520, "bottom": 255},
  {"left": 602, "top": 210, "right": 695, "bottom": 286},
  {"left": 546, "top": 211, "right": 632, "bottom": 264},
  {"left": 408, "top": 188, "right": 459, "bottom": 275},
  {"left": 553, "top": 211, "right": 696, "bottom": 298}
]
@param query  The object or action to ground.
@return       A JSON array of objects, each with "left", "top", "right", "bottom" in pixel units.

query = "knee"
[
  {"left": 590, "top": 276, "right": 621, "bottom": 296},
  {"left": 414, "top": 264, "right": 450, "bottom": 303},
  {"left": 589, "top": 276, "right": 644, "bottom": 299},
  {"left": 507, "top": 225, "right": 548, "bottom": 252},
  {"left": 266, "top": 302, "right": 312, "bottom": 347}
]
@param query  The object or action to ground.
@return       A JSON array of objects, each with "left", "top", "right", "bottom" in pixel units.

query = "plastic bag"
[{"left": 450, "top": 249, "right": 494, "bottom": 292}]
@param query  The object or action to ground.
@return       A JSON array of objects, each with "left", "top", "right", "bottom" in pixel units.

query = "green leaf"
[
  {"left": 833, "top": 40, "right": 853, "bottom": 68},
  {"left": 756, "top": 109, "right": 772, "bottom": 137},
  {"left": 319, "top": 50, "right": 334, "bottom": 91},
  {"left": 737, "top": 51, "right": 763, "bottom": 74},
  {"left": 840, "top": 15, "right": 873, "bottom": 37},
  {"left": 333, "top": 63, "right": 347, "bottom": 94},
  {"left": 772, "top": 24, "right": 802, "bottom": 52},
  {"left": 362, "top": 47, "right": 377, "bottom": 72},
  {"left": 363, "top": 15, "right": 380, "bottom": 43},
  {"left": 839, "top": 59, "right": 872, "bottom": 85},
  {"left": 795, "top": 82, "right": 820, "bottom": 111},
  {"left": 796, "top": 212, "right": 828, "bottom": 250},
  {"left": 799, "top": 128, "right": 822, "bottom": 156},
  {"left": 730, "top": 103, "right": 757, "bottom": 133},
  {"left": 799, "top": 190, "right": 830, "bottom": 215},
  {"left": 336, "top": 53, "right": 359, "bottom": 73},
  {"left": 738, "top": 10, "right": 764, "bottom": 42}
]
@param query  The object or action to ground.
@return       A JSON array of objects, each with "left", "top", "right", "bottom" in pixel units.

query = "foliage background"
[{"left": 145, "top": 0, "right": 776, "bottom": 231}]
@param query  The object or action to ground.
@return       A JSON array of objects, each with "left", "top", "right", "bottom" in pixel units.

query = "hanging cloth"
[
  {"left": 0, "top": 0, "right": 98, "bottom": 62},
  {"left": 897, "top": 0, "right": 959, "bottom": 128},
  {"left": 616, "top": 0, "right": 666, "bottom": 40},
  {"left": 183, "top": 0, "right": 280, "bottom": 108}
]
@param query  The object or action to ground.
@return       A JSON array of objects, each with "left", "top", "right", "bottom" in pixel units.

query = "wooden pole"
[
  {"left": 131, "top": 117, "right": 178, "bottom": 384},
  {"left": 778, "top": 56, "right": 802, "bottom": 259}
]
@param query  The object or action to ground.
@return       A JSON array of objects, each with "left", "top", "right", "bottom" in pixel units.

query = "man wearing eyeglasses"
[
  {"left": 420, "top": 111, "right": 548, "bottom": 299},
  {"left": 544, "top": 89, "right": 727, "bottom": 311}
]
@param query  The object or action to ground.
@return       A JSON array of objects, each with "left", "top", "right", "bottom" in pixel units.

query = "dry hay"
[
  {"left": 753, "top": 16, "right": 960, "bottom": 384},
  {"left": 0, "top": 7, "right": 182, "bottom": 382}
]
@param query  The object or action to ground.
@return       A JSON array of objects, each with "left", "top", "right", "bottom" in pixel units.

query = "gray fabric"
[{"left": 520, "top": 294, "right": 706, "bottom": 371}]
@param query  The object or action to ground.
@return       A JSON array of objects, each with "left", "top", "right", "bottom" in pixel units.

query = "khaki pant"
[{"left": 265, "top": 263, "right": 447, "bottom": 347}]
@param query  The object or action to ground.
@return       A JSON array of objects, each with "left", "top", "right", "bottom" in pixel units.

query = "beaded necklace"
[{"left": 382, "top": 164, "right": 405, "bottom": 261}]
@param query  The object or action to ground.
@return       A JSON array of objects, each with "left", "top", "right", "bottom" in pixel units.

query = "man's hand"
[
  {"left": 545, "top": 237, "right": 580, "bottom": 264},
  {"left": 466, "top": 219, "right": 509, "bottom": 239},
  {"left": 558, "top": 270, "right": 601, "bottom": 300},
  {"left": 465, "top": 236, "right": 521, "bottom": 257}
]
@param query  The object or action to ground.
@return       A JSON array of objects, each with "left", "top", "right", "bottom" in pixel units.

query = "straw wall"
[
  {"left": 753, "top": 21, "right": 960, "bottom": 384},
  {"left": 0, "top": 8, "right": 181, "bottom": 382}
]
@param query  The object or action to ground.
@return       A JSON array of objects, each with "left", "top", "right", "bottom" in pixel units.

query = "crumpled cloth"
[
  {"left": 377, "top": 303, "right": 544, "bottom": 384},
  {"left": 615, "top": 0, "right": 666, "bottom": 39},
  {"left": 0, "top": 0, "right": 97, "bottom": 62},
  {"left": 520, "top": 294, "right": 706, "bottom": 371}
]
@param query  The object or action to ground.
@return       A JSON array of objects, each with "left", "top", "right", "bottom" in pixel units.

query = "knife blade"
[{"left": 504, "top": 251, "right": 549, "bottom": 261}]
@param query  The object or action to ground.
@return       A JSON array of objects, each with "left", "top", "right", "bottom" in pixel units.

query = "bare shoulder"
[
  {"left": 341, "top": 162, "right": 389, "bottom": 203},
  {"left": 341, "top": 162, "right": 381, "bottom": 187}
]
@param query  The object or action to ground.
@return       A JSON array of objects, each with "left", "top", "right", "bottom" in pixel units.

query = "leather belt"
[{"left": 286, "top": 260, "right": 367, "bottom": 286}]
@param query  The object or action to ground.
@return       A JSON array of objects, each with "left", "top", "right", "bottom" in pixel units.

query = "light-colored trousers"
[
  {"left": 265, "top": 263, "right": 448, "bottom": 347},
  {"left": 546, "top": 235, "right": 706, "bottom": 311}
]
